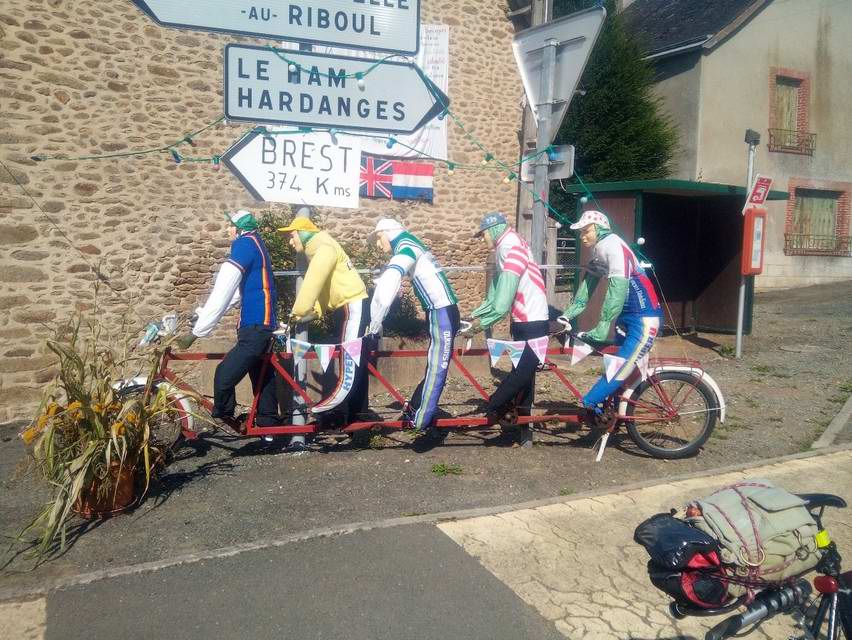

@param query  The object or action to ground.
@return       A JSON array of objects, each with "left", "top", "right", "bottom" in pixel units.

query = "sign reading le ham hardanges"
[
  {"left": 224, "top": 45, "right": 449, "bottom": 134},
  {"left": 130, "top": 0, "right": 421, "bottom": 55}
]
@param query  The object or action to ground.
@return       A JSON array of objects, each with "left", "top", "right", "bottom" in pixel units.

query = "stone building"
[
  {"left": 0, "top": 0, "right": 524, "bottom": 423},
  {"left": 625, "top": 0, "right": 852, "bottom": 290}
]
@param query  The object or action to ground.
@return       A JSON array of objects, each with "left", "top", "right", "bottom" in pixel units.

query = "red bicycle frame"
[{"left": 158, "top": 344, "right": 706, "bottom": 439}]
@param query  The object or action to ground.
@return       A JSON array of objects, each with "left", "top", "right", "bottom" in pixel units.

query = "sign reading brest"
[
  {"left": 223, "top": 129, "right": 362, "bottom": 209},
  {"left": 225, "top": 45, "right": 448, "bottom": 134},
  {"left": 131, "top": 0, "right": 420, "bottom": 54}
]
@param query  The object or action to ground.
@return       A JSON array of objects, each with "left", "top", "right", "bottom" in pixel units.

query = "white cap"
[
  {"left": 373, "top": 218, "right": 404, "bottom": 234},
  {"left": 228, "top": 209, "right": 253, "bottom": 226},
  {"left": 368, "top": 218, "right": 405, "bottom": 242},
  {"left": 569, "top": 210, "right": 610, "bottom": 230}
]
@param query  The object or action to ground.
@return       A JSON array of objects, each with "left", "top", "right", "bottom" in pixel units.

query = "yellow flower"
[
  {"left": 47, "top": 403, "right": 60, "bottom": 417},
  {"left": 93, "top": 403, "right": 105, "bottom": 413},
  {"left": 21, "top": 426, "right": 39, "bottom": 444},
  {"left": 66, "top": 401, "right": 82, "bottom": 412},
  {"left": 125, "top": 411, "right": 137, "bottom": 424},
  {"left": 111, "top": 421, "right": 125, "bottom": 437}
]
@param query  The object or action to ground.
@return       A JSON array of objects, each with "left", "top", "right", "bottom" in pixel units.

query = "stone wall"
[{"left": 0, "top": 1, "right": 523, "bottom": 423}]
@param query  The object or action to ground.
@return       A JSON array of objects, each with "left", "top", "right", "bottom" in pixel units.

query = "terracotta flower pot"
[{"left": 73, "top": 462, "right": 137, "bottom": 519}]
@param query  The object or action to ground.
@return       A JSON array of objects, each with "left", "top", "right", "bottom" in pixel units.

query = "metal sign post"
[
  {"left": 131, "top": 0, "right": 421, "bottom": 54},
  {"left": 224, "top": 45, "right": 448, "bottom": 134},
  {"left": 512, "top": 6, "right": 605, "bottom": 267},
  {"left": 735, "top": 129, "right": 763, "bottom": 358}
]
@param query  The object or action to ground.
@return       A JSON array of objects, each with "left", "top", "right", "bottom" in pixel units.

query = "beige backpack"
[{"left": 686, "top": 479, "right": 821, "bottom": 597}]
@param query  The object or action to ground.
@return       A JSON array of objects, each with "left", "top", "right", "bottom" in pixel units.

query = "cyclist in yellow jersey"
[{"left": 279, "top": 215, "right": 371, "bottom": 423}]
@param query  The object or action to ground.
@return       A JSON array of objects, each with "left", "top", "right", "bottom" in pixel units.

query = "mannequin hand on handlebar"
[
  {"left": 174, "top": 333, "right": 197, "bottom": 350},
  {"left": 459, "top": 318, "right": 482, "bottom": 337},
  {"left": 290, "top": 311, "right": 318, "bottom": 325}
]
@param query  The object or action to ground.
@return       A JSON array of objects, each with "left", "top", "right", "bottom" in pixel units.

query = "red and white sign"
[
  {"left": 741, "top": 206, "right": 767, "bottom": 275},
  {"left": 744, "top": 175, "right": 773, "bottom": 211}
]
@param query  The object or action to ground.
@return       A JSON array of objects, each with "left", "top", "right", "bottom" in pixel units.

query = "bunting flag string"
[
  {"left": 527, "top": 336, "right": 549, "bottom": 366},
  {"left": 287, "top": 337, "right": 364, "bottom": 371},
  {"left": 314, "top": 344, "right": 337, "bottom": 373},
  {"left": 571, "top": 339, "right": 594, "bottom": 366},
  {"left": 603, "top": 354, "right": 627, "bottom": 382}
]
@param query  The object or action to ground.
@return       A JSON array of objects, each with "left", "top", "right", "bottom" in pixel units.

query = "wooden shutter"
[
  {"left": 776, "top": 78, "right": 799, "bottom": 133},
  {"left": 794, "top": 189, "right": 838, "bottom": 240}
]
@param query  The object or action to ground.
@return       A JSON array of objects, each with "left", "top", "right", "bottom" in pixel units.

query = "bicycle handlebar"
[{"left": 704, "top": 581, "right": 811, "bottom": 640}]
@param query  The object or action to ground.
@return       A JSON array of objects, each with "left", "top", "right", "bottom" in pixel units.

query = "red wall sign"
[{"left": 744, "top": 175, "right": 773, "bottom": 210}]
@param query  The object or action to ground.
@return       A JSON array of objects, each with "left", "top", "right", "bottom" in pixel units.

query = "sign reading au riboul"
[
  {"left": 222, "top": 129, "right": 362, "bottom": 208},
  {"left": 224, "top": 45, "right": 449, "bottom": 134},
  {"left": 130, "top": 0, "right": 420, "bottom": 55}
]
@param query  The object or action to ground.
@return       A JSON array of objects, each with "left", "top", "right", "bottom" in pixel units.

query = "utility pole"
[
  {"left": 735, "top": 129, "right": 760, "bottom": 359},
  {"left": 517, "top": 0, "right": 552, "bottom": 261}
]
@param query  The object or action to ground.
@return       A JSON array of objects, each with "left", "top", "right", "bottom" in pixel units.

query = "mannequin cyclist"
[
  {"left": 175, "top": 209, "right": 280, "bottom": 427},
  {"left": 368, "top": 218, "right": 460, "bottom": 441},
  {"left": 278, "top": 213, "right": 371, "bottom": 423},
  {"left": 562, "top": 210, "right": 663, "bottom": 416},
  {"left": 461, "top": 212, "right": 549, "bottom": 426}
]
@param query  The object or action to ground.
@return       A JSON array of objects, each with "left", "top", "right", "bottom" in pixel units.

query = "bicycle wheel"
[{"left": 625, "top": 371, "right": 718, "bottom": 459}]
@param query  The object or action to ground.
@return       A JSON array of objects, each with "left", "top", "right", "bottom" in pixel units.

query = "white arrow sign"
[
  {"left": 222, "top": 129, "right": 362, "bottom": 209},
  {"left": 224, "top": 45, "right": 449, "bottom": 134},
  {"left": 131, "top": 0, "right": 420, "bottom": 55}
]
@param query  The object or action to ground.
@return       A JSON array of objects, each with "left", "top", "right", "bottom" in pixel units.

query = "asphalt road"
[{"left": 44, "top": 523, "right": 563, "bottom": 640}]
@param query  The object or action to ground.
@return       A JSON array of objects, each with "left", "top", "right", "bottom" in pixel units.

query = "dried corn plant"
[{"left": 17, "top": 303, "right": 189, "bottom": 562}]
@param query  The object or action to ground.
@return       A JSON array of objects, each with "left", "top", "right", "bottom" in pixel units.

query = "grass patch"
[
  {"left": 828, "top": 394, "right": 849, "bottom": 405},
  {"left": 716, "top": 345, "right": 735, "bottom": 359},
  {"left": 402, "top": 511, "right": 426, "bottom": 517},
  {"left": 743, "top": 397, "right": 759, "bottom": 409},
  {"left": 839, "top": 381, "right": 852, "bottom": 394},
  {"left": 369, "top": 434, "right": 387, "bottom": 449},
  {"left": 768, "top": 416, "right": 783, "bottom": 423},
  {"left": 750, "top": 364, "right": 791, "bottom": 379},
  {"left": 431, "top": 463, "right": 463, "bottom": 477},
  {"left": 559, "top": 488, "right": 574, "bottom": 496}
]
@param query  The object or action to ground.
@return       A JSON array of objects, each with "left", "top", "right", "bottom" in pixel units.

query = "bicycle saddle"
[{"left": 795, "top": 493, "right": 847, "bottom": 510}]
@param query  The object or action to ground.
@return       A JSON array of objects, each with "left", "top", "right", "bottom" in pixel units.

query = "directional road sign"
[
  {"left": 130, "top": 0, "right": 420, "bottom": 55},
  {"left": 222, "top": 129, "right": 362, "bottom": 209},
  {"left": 513, "top": 6, "right": 605, "bottom": 145},
  {"left": 224, "top": 45, "right": 449, "bottom": 134}
]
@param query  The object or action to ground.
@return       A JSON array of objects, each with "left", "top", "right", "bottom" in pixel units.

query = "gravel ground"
[{"left": 1, "top": 280, "right": 850, "bottom": 593}]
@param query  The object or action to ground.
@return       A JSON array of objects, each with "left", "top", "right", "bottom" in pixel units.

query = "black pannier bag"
[{"left": 634, "top": 513, "right": 730, "bottom": 608}]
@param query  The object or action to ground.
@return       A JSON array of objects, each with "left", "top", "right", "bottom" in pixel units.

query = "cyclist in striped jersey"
[
  {"left": 463, "top": 212, "right": 550, "bottom": 426},
  {"left": 369, "top": 219, "right": 460, "bottom": 439}
]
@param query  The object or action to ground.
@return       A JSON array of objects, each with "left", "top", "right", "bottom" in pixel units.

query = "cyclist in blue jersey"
[
  {"left": 175, "top": 210, "right": 280, "bottom": 426},
  {"left": 561, "top": 210, "right": 663, "bottom": 414}
]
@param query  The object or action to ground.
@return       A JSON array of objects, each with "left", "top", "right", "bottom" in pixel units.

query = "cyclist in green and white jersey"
[{"left": 369, "top": 219, "right": 460, "bottom": 437}]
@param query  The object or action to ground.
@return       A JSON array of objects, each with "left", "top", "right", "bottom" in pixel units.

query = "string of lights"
[{"left": 26, "top": 47, "right": 602, "bottom": 226}]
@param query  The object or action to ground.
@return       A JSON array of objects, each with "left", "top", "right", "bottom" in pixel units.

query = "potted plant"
[{"left": 18, "top": 310, "right": 180, "bottom": 560}]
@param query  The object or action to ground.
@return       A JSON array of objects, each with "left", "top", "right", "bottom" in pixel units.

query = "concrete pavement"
[{"left": 3, "top": 446, "right": 851, "bottom": 640}]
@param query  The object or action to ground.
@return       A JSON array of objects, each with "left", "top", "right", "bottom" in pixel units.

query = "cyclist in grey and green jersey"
[{"left": 369, "top": 219, "right": 460, "bottom": 437}]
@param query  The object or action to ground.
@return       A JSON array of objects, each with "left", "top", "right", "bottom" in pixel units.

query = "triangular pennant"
[
  {"left": 527, "top": 336, "right": 549, "bottom": 365},
  {"left": 341, "top": 339, "right": 363, "bottom": 368},
  {"left": 603, "top": 354, "right": 626, "bottom": 382},
  {"left": 508, "top": 343, "right": 525, "bottom": 368},
  {"left": 571, "top": 339, "right": 594, "bottom": 365},
  {"left": 289, "top": 339, "right": 312, "bottom": 368},
  {"left": 637, "top": 354, "right": 650, "bottom": 381},
  {"left": 314, "top": 344, "right": 336, "bottom": 373},
  {"left": 486, "top": 339, "right": 508, "bottom": 367}
]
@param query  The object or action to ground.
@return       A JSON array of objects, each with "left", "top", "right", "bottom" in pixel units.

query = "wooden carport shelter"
[{"left": 559, "top": 179, "right": 788, "bottom": 334}]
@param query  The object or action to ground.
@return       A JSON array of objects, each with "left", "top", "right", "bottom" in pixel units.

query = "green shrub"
[{"left": 257, "top": 210, "right": 427, "bottom": 340}]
